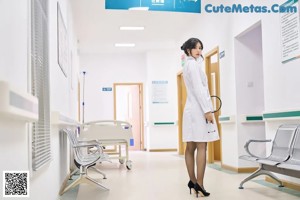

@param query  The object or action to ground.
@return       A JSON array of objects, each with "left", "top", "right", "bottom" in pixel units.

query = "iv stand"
[{"left": 82, "top": 71, "right": 86, "bottom": 124}]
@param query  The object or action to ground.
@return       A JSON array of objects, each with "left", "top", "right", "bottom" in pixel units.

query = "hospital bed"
[{"left": 79, "top": 120, "right": 133, "bottom": 170}]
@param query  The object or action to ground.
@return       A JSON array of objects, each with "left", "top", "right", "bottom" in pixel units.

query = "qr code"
[{"left": 3, "top": 171, "right": 29, "bottom": 197}]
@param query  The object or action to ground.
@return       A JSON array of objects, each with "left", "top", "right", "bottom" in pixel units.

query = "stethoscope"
[
  {"left": 211, "top": 95, "right": 222, "bottom": 113},
  {"left": 206, "top": 96, "right": 222, "bottom": 131}
]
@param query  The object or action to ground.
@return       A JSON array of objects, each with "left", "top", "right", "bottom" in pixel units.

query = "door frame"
[
  {"left": 204, "top": 46, "right": 222, "bottom": 164},
  {"left": 177, "top": 70, "right": 185, "bottom": 155},
  {"left": 113, "top": 83, "right": 144, "bottom": 150}
]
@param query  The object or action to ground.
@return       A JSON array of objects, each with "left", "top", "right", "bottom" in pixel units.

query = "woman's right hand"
[{"left": 205, "top": 112, "right": 214, "bottom": 124}]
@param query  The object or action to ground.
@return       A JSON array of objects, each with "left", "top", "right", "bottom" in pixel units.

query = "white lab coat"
[{"left": 182, "top": 56, "right": 220, "bottom": 142}]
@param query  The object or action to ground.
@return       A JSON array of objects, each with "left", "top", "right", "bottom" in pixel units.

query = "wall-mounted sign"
[
  {"left": 102, "top": 87, "right": 112, "bottom": 91},
  {"left": 152, "top": 80, "right": 168, "bottom": 103},
  {"left": 280, "top": 0, "right": 300, "bottom": 63},
  {"left": 219, "top": 50, "right": 225, "bottom": 59}
]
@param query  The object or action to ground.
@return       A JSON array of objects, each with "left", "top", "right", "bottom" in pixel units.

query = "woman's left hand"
[{"left": 205, "top": 112, "right": 214, "bottom": 124}]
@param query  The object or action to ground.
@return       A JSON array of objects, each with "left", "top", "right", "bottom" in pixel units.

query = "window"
[{"left": 31, "top": 0, "right": 51, "bottom": 171}]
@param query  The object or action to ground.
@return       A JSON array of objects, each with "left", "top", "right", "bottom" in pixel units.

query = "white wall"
[
  {"left": 229, "top": 0, "right": 300, "bottom": 111},
  {"left": 235, "top": 24, "right": 265, "bottom": 115},
  {"left": 146, "top": 50, "right": 181, "bottom": 150},
  {"left": 0, "top": 0, "right": 28, "bottom": 91},
  {"left": 0, "top": 0, "right": 31, "bottom": 198},
  {"left": 221, "top": 124, "right": 239, "bottom": 167},
  {"left": 50, "top": 0, "right": 80, "bottom": 119},
  {"left": 79, "top": 52, "right": 149, "bottom": 149},
  {"left": 263, "top": 15, "right": 300, "bottom": 111},
  {"left": 234, "top": 24, "right": 266, "bottom": 167},
  {"left": 79, "top": 49, "right": 182, "bottom": 150},
  {"left": 79, "top": 53, "right": 147, "bottom": 122},
  {"left": 0, "top": 0, "right": 80, "bottom": 199}
]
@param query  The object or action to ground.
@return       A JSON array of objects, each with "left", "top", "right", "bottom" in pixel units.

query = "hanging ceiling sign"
[{"left": 105, "top": 0, "right": 201, "bottom": 13}]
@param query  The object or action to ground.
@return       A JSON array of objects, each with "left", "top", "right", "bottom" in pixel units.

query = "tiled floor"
[{"left": 60, "top": 151, "right": 300, "bottom": 200}]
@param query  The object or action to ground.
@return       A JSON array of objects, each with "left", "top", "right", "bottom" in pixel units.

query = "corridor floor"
[{"left": 60, "top": 151, "right": 300, "bottom": 200}]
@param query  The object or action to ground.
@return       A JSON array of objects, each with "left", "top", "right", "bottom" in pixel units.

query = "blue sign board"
[
  {"left": 105, "top": 0, "right": 201, "bottom": 13},
  {"left": 220, "top": 50, "right": 225, "bottom": 59},
  {"left": 102, "top": 87, "right": 112, "bottom": 91}
]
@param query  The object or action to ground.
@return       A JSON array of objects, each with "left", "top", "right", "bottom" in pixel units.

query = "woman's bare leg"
[
  {"left": 185, "top": 142, "right": 197, "bottom": 183},
  {"left": 196, "top": 142, "right": 207, "bottom": 186}
]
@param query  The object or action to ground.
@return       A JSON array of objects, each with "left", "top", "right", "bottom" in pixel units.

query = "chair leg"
[
  {"left": 69, "top": 168, "right": 79, "bottom": 179},
  {"left": 60, "top": 173, "right": 109, "bottom": 195},
  {"left": 90, "top": 166, "right": 107, "bottom": 179},
  {"left": 86, "top": 176, "right": 109, "bottom": 190},
  {"left": 60, "top": 175, "right": 83, "bottom": 195},
  {"left": 263, "top": 171, "right": 284, "bottom": 187},
  {"left": 239, "top": 167, "right": 264, "bottom": 189},
  {"left": 239, "top": 167, "right": 284, "bottom": 189}
]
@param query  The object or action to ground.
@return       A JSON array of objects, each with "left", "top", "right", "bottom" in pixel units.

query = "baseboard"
[
  {"left": 221, "top": 164, "right": 238, "bottom": 172},
  {"left": 237, "top": 167, "right": 258, "bottom": 173},
  {"left": 221, "top": 163, "right": 258, "bottom": 173},
  {"left": 149, "top": 148, "right": 177, "bottom": 152},
  {"left": 265, "top": 177, "right": 300, "bottom": 191},
  {"left": 59, "top": 172, "right": 71, "bottom": 196}
]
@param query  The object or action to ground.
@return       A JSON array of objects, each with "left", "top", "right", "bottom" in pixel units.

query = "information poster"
[
  {"left": 152, "top": 80, "right": 168, "bottom": 104},
  {"left": 280, "top": 0, "right": 300, "bottom": 63}
]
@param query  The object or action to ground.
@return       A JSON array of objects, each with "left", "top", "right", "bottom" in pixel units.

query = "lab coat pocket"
[
  {"left": 206, "top": 122, "right": 220, "bottom": 141},
  {"left": 206, "top": 122, "right": 217, "bottom": 134}
]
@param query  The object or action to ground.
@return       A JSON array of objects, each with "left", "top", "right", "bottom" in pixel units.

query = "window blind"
[{"left": 31, "top": 0, "right": 51, "bottom": 171}]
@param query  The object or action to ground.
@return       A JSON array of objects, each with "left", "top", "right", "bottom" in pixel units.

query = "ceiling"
[{"left": 70, "top": 0, "right": 202, "bottom": 54}]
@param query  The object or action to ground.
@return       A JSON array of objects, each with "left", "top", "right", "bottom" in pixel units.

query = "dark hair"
[{"left": 181, "top": 38, "right": 203, "bottom": 56}]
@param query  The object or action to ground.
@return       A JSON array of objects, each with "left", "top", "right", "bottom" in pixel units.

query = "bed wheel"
[
  {"left": 119, "top": 159, "right": 125, "bottom": 164},
  {"left": 126, "top": 160, "right": 132, "bottom": 170}
]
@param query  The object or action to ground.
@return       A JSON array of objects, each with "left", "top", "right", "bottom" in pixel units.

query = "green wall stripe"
[
  {"left": 263, "top": 111, "right": 300, "bottom": 119},
  {"left": 154, "top": 122, "right": 175, "bottom": 125},
  {"left": 246, "top": 116, "right": 263, "bottom": 121},
  {"left": 219, "top": 116, "right": 230, "bottom": 121}
]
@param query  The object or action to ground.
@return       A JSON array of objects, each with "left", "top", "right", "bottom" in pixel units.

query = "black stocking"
[
  {"left": 196, "top": 142, "right": 207, "bottom": 186},
  {"left": 185, "top": 142, "right": 197, "bottom": 183}
]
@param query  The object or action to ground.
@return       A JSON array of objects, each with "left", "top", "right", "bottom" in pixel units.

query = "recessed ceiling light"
[
  {"left": 115, "top": 43, "right": 136, "bottom": 47},
  {"left": 120, "top": 26, "right": 145, "bottom": 31}
]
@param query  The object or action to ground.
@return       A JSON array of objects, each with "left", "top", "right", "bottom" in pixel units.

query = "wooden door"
[
  {"left": 205, "top": 47, "right": 222, "bottom": 163},
  {"left": 114, "top": 83, "right": 143, "bottom": 150},
  {"left": 177, "top": 71, "right": 187, "bottom": 155},
  {"left": 209, "top": 63, "right": 221, "bottom": 161}
]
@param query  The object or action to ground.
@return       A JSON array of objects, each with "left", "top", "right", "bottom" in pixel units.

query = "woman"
[{"left": 181, "top": 38, "right": 219, "bottom": 197}]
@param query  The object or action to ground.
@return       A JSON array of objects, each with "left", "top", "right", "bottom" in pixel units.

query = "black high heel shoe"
[
  {"left": 194, "top": 183, "right": 210, "bottom": 197},
  {"left": 187, "top": 180, "right": 195, "bottom": 194}
]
